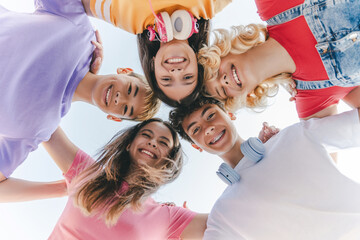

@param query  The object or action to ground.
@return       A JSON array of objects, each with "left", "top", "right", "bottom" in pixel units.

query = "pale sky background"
[{"left": 0, "top": 0, "right": 359, "bottom": 239}]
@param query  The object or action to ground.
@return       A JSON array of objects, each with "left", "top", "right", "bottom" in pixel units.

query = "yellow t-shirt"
[{"left": 90, "top": 0, "right": 232, "bottom": 34}]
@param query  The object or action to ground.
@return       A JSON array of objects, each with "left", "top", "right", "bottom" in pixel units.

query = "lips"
[
  {"left": 209, "top": 130, "right": 226, "bottom": 145},
  {"left": 104, "top": 85, "right": 113, "bottom": 106},
  {"left": 231, "top": 65, "right": 242, "bottom": 87},
  {"left": 165, "top": 57, "right": 186, "bottom": 64},
  {"left": 139, "top": 148, "right": 157, "bottom": 159}
]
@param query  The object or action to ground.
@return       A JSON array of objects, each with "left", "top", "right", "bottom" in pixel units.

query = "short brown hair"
[
  {"left": 169, "top": 96, "right": 225, "bottom": 143},
  {"left": 129, "top": 72, "right": 161, "bottom": 121}
]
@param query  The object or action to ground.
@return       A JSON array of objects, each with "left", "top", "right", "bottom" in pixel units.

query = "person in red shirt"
[{"left": 199, "top": 0, "right": 360, "bottom": 120}]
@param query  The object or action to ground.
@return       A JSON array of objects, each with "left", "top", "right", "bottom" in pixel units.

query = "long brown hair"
[
  {"left": 70, "top": 118, "right": 183, "bottom": 226},
  {"left": 137, "top": 18, "right": 210, "bottom": 107}
]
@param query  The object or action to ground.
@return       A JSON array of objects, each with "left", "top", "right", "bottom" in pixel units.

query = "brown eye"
[
  {"left": 207, "top": 113, "right": 215, "bottom": 120},
  {"left": 193, "top": 127, "right": 200, "bottom": 135}
]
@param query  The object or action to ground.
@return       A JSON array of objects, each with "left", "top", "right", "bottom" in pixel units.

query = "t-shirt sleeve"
[
  {"left": 302, "top": 109, "right": 360, "bottom": 152},
  {"left": 166, "top": 204, "right": 197, "bottom": 240},
  {"left": 0, "top": 137, "right": 38, "bottom": 178},
  {"left": 63, "top": 149, "right": 95, "bottom": 184},
  {"left": 34, "top": 0, "right": 88, "bottom": 25}
]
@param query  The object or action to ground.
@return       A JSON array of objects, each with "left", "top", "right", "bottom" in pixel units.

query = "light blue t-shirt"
[{"left": 0, "top": 0, "right": 95, "bottom": 177}]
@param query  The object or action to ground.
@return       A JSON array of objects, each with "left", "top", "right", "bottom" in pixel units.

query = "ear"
[
  {"left": 228, "top": 112, "right": 236, "bottom": 121},
  {"left": 126, "top": 144, "right": 131, "bottom": 151},
  {"left": 116, "top": 68, "right": 133, "bottom": 74},
  {"left": 107, "top": 115, "right": 122, "bottom": 122},
  {"left": 191, "top": 143, "right": 203, "bottom": 152}
]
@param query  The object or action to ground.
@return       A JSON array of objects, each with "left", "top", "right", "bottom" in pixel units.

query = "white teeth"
[
  {"left": 167, "top": 58, "right": 185, "bottom": 63},
  {"left": 105, "top": 86, "right": 111, "bottom": 105},
  {"left": 211, "top": 131, "right": 225, "bottom": 144},
  {"left": 141, "top": 149, "right": 154, "bottom": 158},
  {"left": 232, "top": 67, "right": 241, "bottom": 86}
]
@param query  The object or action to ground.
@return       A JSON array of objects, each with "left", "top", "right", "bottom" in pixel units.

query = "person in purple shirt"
[{"left": 0, "top": 0, "right": 160, "bottom": 182}]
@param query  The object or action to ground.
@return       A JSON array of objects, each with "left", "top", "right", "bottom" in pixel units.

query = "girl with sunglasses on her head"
[
  {"left": 0, "top": 119, "right": 207, "bottom": 239},
  {"left": 199, "top": 0, "right": 360, "bottom": 120},
  {"left": 80, "top": 0, "right": 232, "bottom": 107}
]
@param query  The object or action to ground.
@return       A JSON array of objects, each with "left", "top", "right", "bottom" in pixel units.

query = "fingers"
[
  {"left": 90, "top": 57, "right": 102, "bottom": 74},
  {"left": 90, "top": 30, "right": 104, "bottom": 74},
  {"left": 259, "top": 122, "right": 280, "bottom": 143},
  {"left": 183, "top": 201, "right": 188, "bottom": 209},
  {"left": 94, "top": 29, "right": 102, "bottom": 44}
]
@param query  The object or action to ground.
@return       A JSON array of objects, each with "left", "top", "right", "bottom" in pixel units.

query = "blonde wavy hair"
[
  {"left": 198, "top": 24, "right": 293, "bottom": 112},
  {"left": 69, "top": 119, "right": 183, "bottom": 226},
  {"left": 129, "top": 72, "right": 161, "bottom": 121}
]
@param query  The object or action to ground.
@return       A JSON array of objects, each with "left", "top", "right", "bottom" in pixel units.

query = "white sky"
[{"left": 0, "top": 0, "right": 359, "bottom": 239}]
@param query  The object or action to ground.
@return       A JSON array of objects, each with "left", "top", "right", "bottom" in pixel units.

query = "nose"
[
  {"left": 205, "top": 126, "right": 215, "bottom": 136},
  {"left": 169, "top": 67, "right": 184, "bottom": 73},
  {"left": 113, "top": 91, "right": 129, "bottom": 105},
  {"left": 220, "top": 73, "right": 229, "bottom": 85},
  {"left": 147, "top": 140, "right": 157, "bottom": 148}
]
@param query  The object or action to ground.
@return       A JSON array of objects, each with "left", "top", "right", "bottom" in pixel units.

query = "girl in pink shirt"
[{"left": 1, "top": 119, "right": 207, "bottom": 239}]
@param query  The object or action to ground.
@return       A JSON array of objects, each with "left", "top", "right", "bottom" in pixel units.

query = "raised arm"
[
  {"left": 42, "top": 127, "right": 79, "bottom": 173},
  {"left": 0, "top": 178, "right": 66, "bottom": 203},
  {"left": 0, "top": 127, "right": 77, "bottom": 202}
]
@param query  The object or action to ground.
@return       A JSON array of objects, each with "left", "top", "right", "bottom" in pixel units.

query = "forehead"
[
  {"left": 182, "top": 104, "right": 220, "bottom": 128},
  {"left": 140, "top": 121, "right": 173, "bottom": 142}
]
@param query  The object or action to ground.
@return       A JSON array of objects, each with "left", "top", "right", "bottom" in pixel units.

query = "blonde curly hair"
[{"left": 198, "top": 24, "right": 293, "bottom": 112}]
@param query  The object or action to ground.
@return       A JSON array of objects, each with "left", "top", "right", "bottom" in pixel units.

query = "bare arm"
[
  {"left": 0, "top": 127, "right": 77, "bottom": 202},
  {"left": 42, "top": 127, "right": 78, "bottom": 173},
  {"left": 343, "top": 86, "right": 360, "bottom": 120},
  {"left": 181, "top": 213, "right": 208, "bottom": 240},
  {"left": 0, "top": 178, "right": 66, "bottom": 203}
]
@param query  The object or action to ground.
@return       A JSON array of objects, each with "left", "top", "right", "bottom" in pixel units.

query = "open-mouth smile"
[
  {"left": 165, "top": 57, "right": 186, "bottom": 64},
  {"left": 139, "top": 148, "right": 157, "bottom": 159},
  {"left": 104, "top": 85, "right": 113, "bottom": 106},
  {"left": 209, "top": 130, "right": 226, "bottom": 145},
  {"left": 231, "top": 65, "right": 242, "bottom": 87}
]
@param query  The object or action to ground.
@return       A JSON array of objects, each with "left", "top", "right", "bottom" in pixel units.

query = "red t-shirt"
[
  {"left": 49, "top": 150, "right": 196, "bottom": 240},
  {"left": 255, "top": 0, "right": 356, "bottom": 118}
]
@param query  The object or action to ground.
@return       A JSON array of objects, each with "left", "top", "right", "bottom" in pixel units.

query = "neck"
[
  {"left": 219, "top": 136, "right": 245, "bottom": 168},
  {"left": 240, "top": 37, "right": 296, "bottom": 85},
  {"left": 72, "top": 72, "right": 96, "bottom": 104}
]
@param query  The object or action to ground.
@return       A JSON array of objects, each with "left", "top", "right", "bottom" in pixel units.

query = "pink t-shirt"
[
  {"left": 255, "top": 0, "right": 356, "bottom": 119},
  {"left": 49, "top": 150, "right": 196, "bottom": 240}
]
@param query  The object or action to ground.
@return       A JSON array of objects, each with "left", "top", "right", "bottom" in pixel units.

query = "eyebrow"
[
  {"left": 186, "top": 106, "right": 212, "bottom": 132},
  {"left": 142, "top": 129, "right": 170, "bottom": 142},
  {"left": 134, "top": 86, "right": 139, "bottom": 97}
]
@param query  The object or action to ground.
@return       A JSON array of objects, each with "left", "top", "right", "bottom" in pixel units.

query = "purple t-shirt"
[{"left": 0, "top": 0, "right": 95, "bottom": 177}]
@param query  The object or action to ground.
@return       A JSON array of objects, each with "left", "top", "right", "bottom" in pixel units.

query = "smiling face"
[
  {"left": 206, "top": 53, "right": 258, "bottom": 101},
  {"left": 92, "top": 74, "right": 147, "bottom": 120},
  {"left": 128, "top": 121, "right": 174, "bottom": 166},
  {"left": 182, "top": 104, "right": 238, "bottom": 155},
  {"left": 154, "top": 39, "right": 198, "bottom": 102}
]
